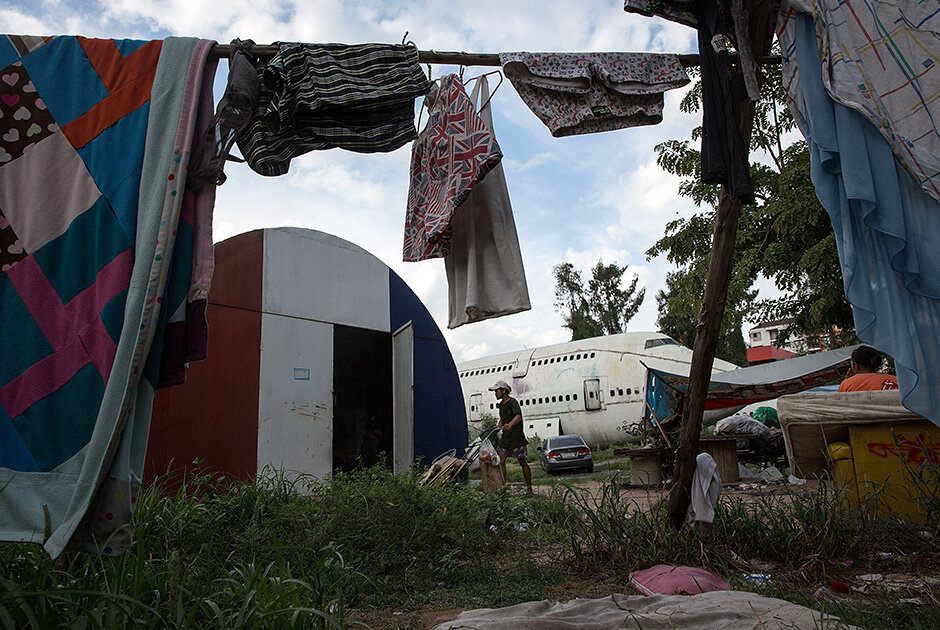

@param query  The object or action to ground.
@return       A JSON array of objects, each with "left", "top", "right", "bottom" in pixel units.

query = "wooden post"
[{"left": 666, "top": 0, "right": 770, "bottom": 529}]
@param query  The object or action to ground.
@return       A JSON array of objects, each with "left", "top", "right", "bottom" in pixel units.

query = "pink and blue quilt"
[{"left": 0, "top": 34, "right": 217, "bottom": 556}]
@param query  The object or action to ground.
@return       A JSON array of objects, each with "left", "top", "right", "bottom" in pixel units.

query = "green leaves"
[
  {"left": 553, "top": 261, "right": 645, "bottom": 341},
  {"left": 649, "top": 60, "right": 854, "bottom": 355}
]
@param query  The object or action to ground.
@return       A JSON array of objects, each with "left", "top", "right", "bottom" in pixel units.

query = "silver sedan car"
[{"left": 538, "top": 434, "right": 594, "bottom": 474}]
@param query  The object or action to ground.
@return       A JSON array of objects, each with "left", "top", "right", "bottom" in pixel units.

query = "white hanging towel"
[
  {"left": 445, "top": 75, "right": 531, "bottom": 328},
  {"left": 692, "top": 452, "right": 722, "bottom": 524}
]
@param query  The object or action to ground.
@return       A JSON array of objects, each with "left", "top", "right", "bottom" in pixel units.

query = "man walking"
[{"left": 489, "top": 380, "right": 532, "bottom": 494}]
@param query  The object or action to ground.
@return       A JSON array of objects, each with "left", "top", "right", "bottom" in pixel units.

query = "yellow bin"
[{"left": 845, "top": 422, "right": 940, "bottom": 522}]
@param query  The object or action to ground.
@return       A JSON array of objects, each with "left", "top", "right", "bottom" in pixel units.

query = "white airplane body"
[{"left": 456, "top": 331, "right": 739, "bottom": 445}]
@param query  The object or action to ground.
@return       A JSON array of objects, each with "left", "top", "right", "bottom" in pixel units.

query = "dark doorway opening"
[{"left": 332, "top": 325, "right": 392, "bottom": 472}]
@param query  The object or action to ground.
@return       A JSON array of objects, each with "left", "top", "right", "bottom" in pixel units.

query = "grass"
[{"left": 1, "top": 465, "right": 938, "bottom": 629}]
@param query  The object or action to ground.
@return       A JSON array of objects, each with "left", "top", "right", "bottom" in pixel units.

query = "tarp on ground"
[
  {"left": 432, "top": 590, "right": 855, "bottom": 629},
  {"left": 644, "top": 346, "right": 857, "bottom": 424}
]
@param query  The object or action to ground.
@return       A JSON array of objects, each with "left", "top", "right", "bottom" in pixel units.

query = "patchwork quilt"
[{"left": 0, "top": 35, "right": 217, "bottom": 557}]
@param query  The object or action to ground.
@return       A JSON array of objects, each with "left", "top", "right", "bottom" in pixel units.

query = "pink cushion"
[{"left": 630, "top": 564, "right": 731, "bottom": 596}]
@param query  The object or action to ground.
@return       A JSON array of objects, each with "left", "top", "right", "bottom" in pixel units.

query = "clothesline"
[{"left": 208, "top": 43, "right": 781, "bottom": 68}]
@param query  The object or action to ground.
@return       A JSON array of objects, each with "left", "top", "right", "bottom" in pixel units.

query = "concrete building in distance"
[
  {"left": 145, "top": 228, "right": 467, "bottom": 487},
  {"left": 746, "top": 318, "right": 844, "bottom": 365}
]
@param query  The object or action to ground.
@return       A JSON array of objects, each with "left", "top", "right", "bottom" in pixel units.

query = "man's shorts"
[{"left": 497, "top": 445, "right": 527, "bottom": 459}]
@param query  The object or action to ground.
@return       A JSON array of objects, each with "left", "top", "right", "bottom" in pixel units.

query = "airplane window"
[
  {"left": 547, "top": 423, "right": 552, "bottom": 427},
  {"left": 538, "top": 398, "right": 543, "bottom": 404},
  {"left": 618, "top": 388, "right": 624, "bottom": 396},
  {"left": 573, "top": 393, "right": 578, "bottom": 400},
  {"left": 470, "top": 405, "right": 475, "bottom": 411},
  {"left": 626, "top": 388, "right": 631, "bottom": 395},
  {"left": 610, "top": 389, "right": 615, "bottom": 397},
  {"left": 575, "top": 354, "right": 581, "bottom": 359},
  {"left": 551, "top": 396, "right": 556, "bottom": 402},
  {"left": 590, "top": 352, "right": 596, "bottom": 358},
  {"left": 589, "top": 392, "right": 594, "bottom": 398},
  {"left": 565, "top": 394, "right": 570, "bottom": 401},
  {"left": 562, "top": 356, "right": 567, "bottom": 361},
  {"left": 644, "top": 337, "right": 681, "bottom": 349}
]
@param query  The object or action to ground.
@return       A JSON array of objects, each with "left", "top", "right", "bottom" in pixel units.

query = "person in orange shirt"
[{"left": 838, "top": 346, "right": 899, "bottom": 392}]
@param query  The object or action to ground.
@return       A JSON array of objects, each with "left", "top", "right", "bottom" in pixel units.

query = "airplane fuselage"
[{"left": 457, "top": 332, "right": 739, "bottom": 445}]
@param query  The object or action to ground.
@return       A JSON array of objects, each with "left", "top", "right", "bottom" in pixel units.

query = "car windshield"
[{"left": 550, "top": 436, "right": 584, "bottom": 448}]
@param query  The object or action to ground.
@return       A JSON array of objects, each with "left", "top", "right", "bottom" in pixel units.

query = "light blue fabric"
[{"left": 791, "top": 13, "right": 940, "bottom": 426}]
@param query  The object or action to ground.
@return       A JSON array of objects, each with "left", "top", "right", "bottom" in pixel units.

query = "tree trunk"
[{"left": 666, "top": 0, "right": 770, "bottom": 529}]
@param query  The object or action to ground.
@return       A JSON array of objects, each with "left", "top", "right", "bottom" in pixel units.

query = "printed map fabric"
[
  {"left": 0, "top": 35, "right": 216, "bottom": 557},
  {"left": 781, "top": 0, "right": 940, "bottom": 202},
  {"left": 404, "top": 74, "right": 503, "bottom": 262}
]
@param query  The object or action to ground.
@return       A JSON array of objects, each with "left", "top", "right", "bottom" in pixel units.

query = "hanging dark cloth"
[
  {"left": 188, "top": 38, "right": 260, "bottom": 189},
  {"left": 624, "top": 0, "right": 781, "bottom": 204},
  {"left": 696, "top": 0, "right": 755, "bottom": 204},
  {"left": 236, "top": 42, "right": 431, "bottom": 176}
]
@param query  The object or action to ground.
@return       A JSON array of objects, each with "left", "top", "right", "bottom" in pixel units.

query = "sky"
[{"left": 4, "top": 0, "right": 753, "bottom": 363}]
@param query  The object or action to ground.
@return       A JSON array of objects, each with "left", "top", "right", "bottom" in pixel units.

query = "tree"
[
  {"left": 553, "top": 260, "right": 645, "bottom": 341},
  {"left": 656, "top": 268, "right": 753, "bottom": 367},
  {"left": 647, "top": 63, "right": 855, "bottom": 358}
]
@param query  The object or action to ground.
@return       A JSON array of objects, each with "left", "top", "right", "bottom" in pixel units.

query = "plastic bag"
[
  {"left": 752, "top": 406, "right": 780, "bottom": 428},
  {"left": 479, "top": 439, "right": 499, "bottom": 464},
  {"left": 715, "top": 413, "right": 772, "bottom": 438}
]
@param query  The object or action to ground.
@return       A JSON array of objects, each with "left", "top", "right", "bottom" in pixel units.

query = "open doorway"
[{"left": 332, "top": 325, "right": 393, "bottom": 472}]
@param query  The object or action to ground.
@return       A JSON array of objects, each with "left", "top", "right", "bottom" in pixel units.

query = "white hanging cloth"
[{"left": 444, "top": 74, "right": 531, "bottom": 328}]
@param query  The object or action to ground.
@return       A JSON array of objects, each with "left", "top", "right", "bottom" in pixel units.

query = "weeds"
[{"left": 2, "top": 465, "right": 937, "bottom": 629}]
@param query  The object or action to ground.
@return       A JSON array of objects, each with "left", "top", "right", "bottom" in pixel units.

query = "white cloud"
[{"left": 0, "top": 8, "right": 50, "bottom": 34}]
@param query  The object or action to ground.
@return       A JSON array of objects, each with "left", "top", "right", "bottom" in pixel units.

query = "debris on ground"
[{"left": 852, "top": 573, "right": 940, "bottom": 594}]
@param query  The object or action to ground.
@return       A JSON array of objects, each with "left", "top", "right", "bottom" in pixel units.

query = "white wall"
[
  {"left": 258, "top": 314, "right": 334, "bottom": 483},
  {"left": 263, "top": 228, "right": 390, "bottom": 332}
]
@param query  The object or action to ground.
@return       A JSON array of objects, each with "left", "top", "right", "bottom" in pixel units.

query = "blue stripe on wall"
[{"left": 388, "top": 270, "right": 467, "bottom": 462}]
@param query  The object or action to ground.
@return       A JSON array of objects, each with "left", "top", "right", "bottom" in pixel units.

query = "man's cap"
[{"left": 488, "top": 380, "right": 511, "bottom": 392}]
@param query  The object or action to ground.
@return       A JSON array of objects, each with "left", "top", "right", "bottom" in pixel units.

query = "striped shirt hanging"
[{"left": 236, "top": 42, "right": 431, "bottom": 176}]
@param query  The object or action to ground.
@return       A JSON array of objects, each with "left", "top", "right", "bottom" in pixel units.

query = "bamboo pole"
[
  {"left": 208, "top": 43, "right": 779, "bottom": 69},
  {"left": 666, "top": 0, "right": 770, "bottom": 530}
]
